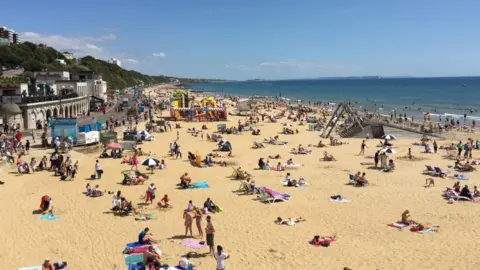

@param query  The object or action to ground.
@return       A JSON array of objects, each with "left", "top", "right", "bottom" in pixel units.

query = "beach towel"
[
  {"left": 329, "top": 198, "right": 351, "bottom": 203},
  {"left": 270, "top": 167, "right": 284, "bottom": 171},
  {"left": 388, "top": 222, "right": 409, "bottom": 228},
  {"left": 281, "top": 180, "right": 307, "bottom": 187},
  {"left": 17, "top": 266, "right": 42, "bottom": 270},
  {"left": 417, "top": 226, "right": 438, "bottom": 234},
  {"left": 457, "top": 175, "right": 469, "bottom": 180},
  {"left": 180, "top": 238, "right": 206, "bottom": 249},
  {"left": 126, "top": 242, "right": 147, "bottom": 248},
  {"left": 189, "top": 182, "right": 210, "bottom": 189},
  {"left": 125, "top": 253, "right": 144, "bottom": 265},
  {"left": 455, "top": 169, "right": 473, "bottom": 173},
  {"left": 135, "top": 213, "right": 157, "bottom": 221},
  {"left": 38, "top": 214, "right": 59, "bottom": 220},
  {"left": 308, "top": 238, "right": 336, "bottom": 247},
  {"left": 128, "top": 263, "right": 145, "bottom": 270}
]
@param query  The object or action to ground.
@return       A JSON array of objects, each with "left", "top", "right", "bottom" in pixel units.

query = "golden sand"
[{"left": 1, "top": 102, "right": 479, "bottom": 270}]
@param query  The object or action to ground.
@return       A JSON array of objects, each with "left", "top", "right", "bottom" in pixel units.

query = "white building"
[
  {"left": 56, "top": 59, "right": 66, "bottom": 65},
  {"left": 109, "top": 57, "right": 121, "bottom": 67},
  {"left": 55, "top": 81, "right": 88, "bottom": 97},
  {"left": 34, "top": 71, "right": 70, "bottom": 85},
  {"left": 62, "top": 52, "right": 74, "bottom": 60}
]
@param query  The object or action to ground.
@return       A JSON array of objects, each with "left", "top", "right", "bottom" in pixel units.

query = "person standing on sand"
[
  {"left": 205, "top": 216, "right": 215, "bottom": 254},
  {"left": 95, "top": 160, "right": 103, "bottom": 179},
  {"left": 193, "top": 206, "right": 203, "bottom": 238},
  {"left": 433, "top": 141, "right": 438, "bottom": 154},
  {"left": 214, "top": 245, "right": 230, "bottom": 270},
  {"left": 183, "top": 210, "right": 193, "bottom": 237},
  {"left": 359, "top": 140, "right": 367, "bottom": 156},
  {"left": 374, "top": 151, "right": 380, "bottom": 167}
]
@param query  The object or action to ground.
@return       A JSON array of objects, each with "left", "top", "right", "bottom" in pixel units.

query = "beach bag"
[
  {"left": 60, "top": 175, "right": 68, "bottom": 181},
  {"left": 151, "top": 193, "right": 156, "bottom": 200},
  {"left": 90, "top": 174, "right": 96, "bottom": 180}
]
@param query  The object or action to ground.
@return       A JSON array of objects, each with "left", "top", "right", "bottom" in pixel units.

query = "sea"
[{"left": 188, "top": 77, "right": 480, "bottom": 122}]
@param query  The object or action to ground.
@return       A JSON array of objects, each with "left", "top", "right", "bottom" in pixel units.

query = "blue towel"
[
  {"left": 455, "top": 169, "right": 472, "bottom": 173},
  {"left": 189, "top": 182, "right": 210, "bottom": 189},
  {"left": 418, "top": 226, "right": 438, "bottom": 234},
  {"left": 457, "top": 176, "right": 469, "bottom": 180},
  {"left": 126, "top": 242, "right": 146, "bottom": 248},
  {"left": 128, "top": 263, "right": 145, "bottom": 270},
  {"left": 38, "top": 214, "right": 59, "bottom": 220}
]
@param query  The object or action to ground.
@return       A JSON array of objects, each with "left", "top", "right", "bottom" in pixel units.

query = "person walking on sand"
[
  {"left": 214, "top": 245, "right": 230, "bottom": 270},
  {"left": 131, "top": 151, "right": 139, "bottom": 171},
  {"left": 359, "top": 140, "right": 367, "bottom": 156},
  {"left": 433, "top": 140, "right": 438, "bottom": 154},
  {"left": 183, "top": 210, "right": 193, "bottom": 237},
  {"left": 193, "top": 206, "right": 203, "bottom": 238},
  {"left": 206, "top": 216, "right": 215, "bottom": 254}
]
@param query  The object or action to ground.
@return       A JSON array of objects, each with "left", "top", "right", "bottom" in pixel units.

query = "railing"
[
  {"left": 21, "top": 93, "right": 79, "bottom": 104},
  {"left": 363, "top": 118, "right": 445, "bottom": 138}
]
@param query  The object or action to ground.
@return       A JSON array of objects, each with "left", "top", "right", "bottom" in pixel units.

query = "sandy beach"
[{"left": 1, "top": 85, "right": 480, "bottom": 270}]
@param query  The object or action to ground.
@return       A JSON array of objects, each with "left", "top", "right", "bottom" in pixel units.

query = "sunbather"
[
  {"left": 322, "top": 151, "right": 336, "bottom": 161},
  {"left": 180, "top": 173, "right": 193, "bottom": 188},
  {"left": 317, "top": 140, "right": 326, "bottom": 148},
  {"left": 204, "top": 198, "right": 218, "bottom": 213},
  {"left": 269, "top": 154, "right": 282, "bottom": 159},
  {"left": 158, "top": 194, "right": 171, "bottom": 208},
  {"left": 138, "top": 227, "right": 158, "bottom": 245},
  {"left": 42, "top": 258, "right": 54, "bottom": 270},
  {"left": 310, "top": 235, "right": 336, "bottom": 246},
  {"left": 275, "top": 216, "right": 305, "bottom": 226},
  {"left": 410, "top": 223, "right": 438, "bottom": 232},
  {"left": 401, "top": 210, "right": 414, "bottom": 224},
  {"left": 460, "top": 185, "right": 473, "bottom": 199},
  {"left": 143, "top": 245, "right": 161, "bottom": 268}
]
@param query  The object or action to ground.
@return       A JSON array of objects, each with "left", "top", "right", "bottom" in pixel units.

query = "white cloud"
[
  {"left": 125, "top": 59, "right": 139, "bottom": 64},
  {"left": 21, "top": 31, "right": 116, "bottom": 58},
  {"left": 152, "top": 52, "right": 166, "bottom": 57}
]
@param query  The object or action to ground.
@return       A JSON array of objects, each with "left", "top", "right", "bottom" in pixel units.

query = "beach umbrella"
[
  {"left": 381, "top": 148, "right": 397, "bottom": 154},
  {"left": 141, "top": 158, "right": 160, "bottom": 166},
  {"left": 107, "top": 142, "right": 121, "bottom": 149},
  {"left": 382, "top": 135, "right": 396, "bottom": 140}
]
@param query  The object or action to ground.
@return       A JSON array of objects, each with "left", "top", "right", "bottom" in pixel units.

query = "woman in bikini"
[
  {"left": 183, "top": 210, "right": 193, "bottom": 237},
  {"left": 193, "top": 206, "right": 203, "bottom": 238}
]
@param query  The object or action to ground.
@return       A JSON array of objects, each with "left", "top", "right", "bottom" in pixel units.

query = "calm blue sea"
[{"left": 189, "top": 77, "right": 480, "bottom": 121}]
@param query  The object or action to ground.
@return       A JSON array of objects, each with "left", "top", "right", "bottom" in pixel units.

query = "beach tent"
[
  {"left": 218, "top": 139, "right": 232, "bottom": 151},
  {"left": 137, "top": 130, "right": 151, "bottom": 140}
]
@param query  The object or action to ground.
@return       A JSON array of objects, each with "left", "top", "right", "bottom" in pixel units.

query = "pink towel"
[
  {"left": 180, "top": 238, "right": 206, "bottom": 249},
  {"left": 131, "top": 246, "right": 149, "bottom": 254}
]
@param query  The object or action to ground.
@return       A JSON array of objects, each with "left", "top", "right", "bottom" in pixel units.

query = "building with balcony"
[
  {"left": 0, "top": 75, "right": 90, "bottom": 129},
  {"left": 0, "top": 26, "right": 19, "bottom": 45}
]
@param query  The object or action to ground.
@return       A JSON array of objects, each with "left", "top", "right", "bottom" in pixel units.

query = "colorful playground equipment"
[{"left": 170, "top": 90, "right": 227, "bottom": 121}]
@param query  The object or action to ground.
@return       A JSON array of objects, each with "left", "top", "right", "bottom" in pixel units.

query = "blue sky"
[{"left": 3, "top": 0, "right": 480, "bottom": 80}]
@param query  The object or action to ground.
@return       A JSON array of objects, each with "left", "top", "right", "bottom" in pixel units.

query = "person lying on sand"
[
  {"left": 42, "top": 258, "right": 54, "bottom": 270},
  {"left": 275, "top": 216, "right": 305, "bottom": 226},
  {"left": 310, "top": 235, "right": 336, "bottom": 246},
  {"left": 322, "top": 151, "right": 336, "bottom": 161},
  {"left": 410, "top": 223, "right": 438, "bottom": 232},
  {"left": 269, "top": 154, "right": 282, "bottom": 159},
  {"left": 459, "top": 161, "right": 476, "bottom": 171}
]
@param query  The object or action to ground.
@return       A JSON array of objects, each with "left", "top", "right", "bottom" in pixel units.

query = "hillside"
[{"left": 0, "top": 42, "right": 209, "bottom": 89}]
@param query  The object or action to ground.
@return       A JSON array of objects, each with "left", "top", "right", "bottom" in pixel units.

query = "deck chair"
[
  {"left": 444, "top": 190, "right": 471, "bottom": 201},
  {"left": 264, "top": 189, "right": 291, "bottom": 203},
  {"left": 257, "top": 189, "right": 271, "bottom": 201},
  {"left": 434, "top": 167, "right": 448, "bottom": 177},
  {"left": 348, "top": 174, "right": 356, "bottom": 184},
  {"left": 423, "top": 165, "right": 437, "bottom": 176},
  {"left": 445, "top": 149, "right": 457, "bottom": 160}
]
